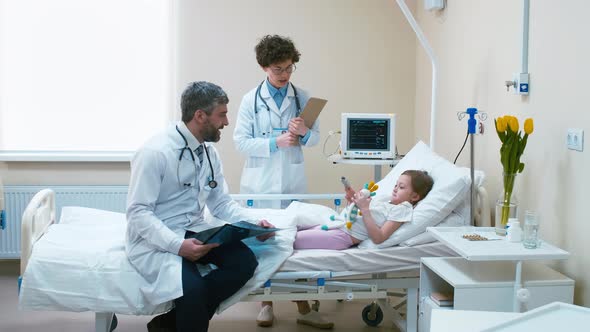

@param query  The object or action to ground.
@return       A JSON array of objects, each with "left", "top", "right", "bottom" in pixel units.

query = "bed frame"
[{"left": 19, "top": 188, "right": 490, "bottom": 332}]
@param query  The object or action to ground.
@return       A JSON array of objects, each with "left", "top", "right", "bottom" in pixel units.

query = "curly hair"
[{"left": 255, "top": 35, "right": 301, "bottom": 67}]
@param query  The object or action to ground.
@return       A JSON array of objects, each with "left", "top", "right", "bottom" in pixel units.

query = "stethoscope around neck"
[
  {"left": 175, "top": 125, "right": 218, "bottom": 189},
  {"left": 254, "top": 81, "right": 301, "bottom": 136}
]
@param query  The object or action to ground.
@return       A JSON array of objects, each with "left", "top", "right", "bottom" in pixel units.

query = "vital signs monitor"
[{"left": 340, "top": 113, "right": 396, "bottom": 160}]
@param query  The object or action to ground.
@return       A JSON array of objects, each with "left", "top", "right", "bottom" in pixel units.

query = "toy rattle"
[{"left": 323, "top": 178, "right": 378, "bottom": 230}]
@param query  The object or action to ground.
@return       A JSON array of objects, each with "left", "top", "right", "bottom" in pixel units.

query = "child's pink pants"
[{"left": 293, "top": 225, "right": 354, "bottom": 250}]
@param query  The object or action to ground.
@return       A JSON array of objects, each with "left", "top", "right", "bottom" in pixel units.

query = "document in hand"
[
  {"left": 191, "top": 221, "right": 281, "bottom": 245},
  {"left": 300, "top": 97, "right": 328, "bottom": 128}
]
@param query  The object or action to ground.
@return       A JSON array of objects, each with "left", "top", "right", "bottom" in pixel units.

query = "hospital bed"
[{"left": 17, "top": 143, "right": 490, "bottom": 332}]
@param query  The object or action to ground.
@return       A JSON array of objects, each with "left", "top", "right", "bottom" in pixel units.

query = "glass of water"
[{"left": 523, "top": 210, "right": 540, "bottom": 249}]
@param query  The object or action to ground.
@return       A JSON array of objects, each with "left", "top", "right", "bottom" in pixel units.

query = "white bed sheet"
[
  {"left": 280, "top": 242, "right": 457, "bottom": 276},
  {"left": 19, "top": 206, "right": 297, "bottom": 315}
]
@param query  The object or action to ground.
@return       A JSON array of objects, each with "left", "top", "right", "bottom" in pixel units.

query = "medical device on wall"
[
  {"left": 504, "top": 0, "right": 530, "bottom": 95},
  {"left": 340, "top": 113, "right": 396, "bottom": 160}
]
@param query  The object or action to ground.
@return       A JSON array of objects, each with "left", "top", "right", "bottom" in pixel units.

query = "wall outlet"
[{"left": 567, "top": 128, "right": 584, "bottom": 151}]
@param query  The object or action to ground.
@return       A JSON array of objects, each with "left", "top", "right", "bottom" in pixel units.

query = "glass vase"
[{"left": 495, "top": 173, "right": 519, "bottom": 227}]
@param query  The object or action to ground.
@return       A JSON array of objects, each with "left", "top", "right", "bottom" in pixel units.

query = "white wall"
[
  {"left": 175, "top": 0, "right": 417, "bottom": 193},
  {"left": 415, "top": 0, "right": 590, "bottom": 305},
  {"left": 0, "top": 0, "right": 417, "bottom": 197}
]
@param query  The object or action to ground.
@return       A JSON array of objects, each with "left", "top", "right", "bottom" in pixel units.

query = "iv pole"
[{"left": 458, "top": 108, "right": 486, "bottom": 224}]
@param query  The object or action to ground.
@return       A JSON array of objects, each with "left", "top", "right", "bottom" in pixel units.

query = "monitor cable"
[
  {"left": 453, "top": 129, "right": 469, "bottom": 164},
  {"left": 323, "top": 130, "right": 341, "bottom": 158}
]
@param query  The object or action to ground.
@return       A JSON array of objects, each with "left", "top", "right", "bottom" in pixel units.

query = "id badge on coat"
[{"left": 272, "top": 127, "right": 288, "bottom": 137}]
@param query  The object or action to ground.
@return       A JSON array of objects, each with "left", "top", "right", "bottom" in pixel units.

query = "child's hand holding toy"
[
  {"left": 353, "top": 190, "right": 372, "bottom": 211},
  {"left": 346, "top": 181, "right": 378, "bottom": 229},
  {"left": 325, "top": 180, "right": 379, "bottom": 230}
]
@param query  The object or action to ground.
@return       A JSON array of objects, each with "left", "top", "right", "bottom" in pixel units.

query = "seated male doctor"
[{"left": 126, "top": 81, "right": 275, "bottom": 332}]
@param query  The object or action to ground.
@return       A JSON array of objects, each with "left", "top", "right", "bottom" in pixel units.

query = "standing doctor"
[
  {"left": 126, "top": 81, "right": 274, "bottom": 332},
  {"left": 233, "top": 35, "right": 320, "bottom": 209},
  {"left": 234, "top": 35, "right": 332, "bottom": 329}
]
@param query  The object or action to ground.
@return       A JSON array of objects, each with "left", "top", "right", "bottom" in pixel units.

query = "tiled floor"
[{"left": 1, "top": 261, "right": 402, "bottom": 331}]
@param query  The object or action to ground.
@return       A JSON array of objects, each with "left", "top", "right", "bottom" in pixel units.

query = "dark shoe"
[{"left": 147, "top": 309, "right": 176, "bottom": 332}]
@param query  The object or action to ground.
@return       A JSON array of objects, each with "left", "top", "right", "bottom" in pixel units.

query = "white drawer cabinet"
[{"left": 418, "top": 257, "right": 574, "bottom": 332}]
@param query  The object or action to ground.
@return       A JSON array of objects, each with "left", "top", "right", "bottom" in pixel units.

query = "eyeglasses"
[{"left": 270, "top": 64, "right": 296, "bottom": 75}]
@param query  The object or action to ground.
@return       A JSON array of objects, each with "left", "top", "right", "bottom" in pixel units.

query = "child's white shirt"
[{"left": 346, "top": 196, "right": 413, "bottom": 241}]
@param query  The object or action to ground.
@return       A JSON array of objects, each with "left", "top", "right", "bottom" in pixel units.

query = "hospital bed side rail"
[{"left": 20, "top": 188, "right": 55, "bottom": 277}]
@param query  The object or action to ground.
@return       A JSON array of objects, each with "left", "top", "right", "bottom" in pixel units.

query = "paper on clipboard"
[{"left": 300, "top": 97, "right": 327, "bottom": 128}]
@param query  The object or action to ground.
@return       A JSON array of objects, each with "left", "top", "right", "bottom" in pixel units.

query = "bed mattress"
[
  {"left": 18, "top": 206, "right": 456, "bottom": 315},
  {"left": 280, "top": 241, "right": 457, "bottom": 275}
]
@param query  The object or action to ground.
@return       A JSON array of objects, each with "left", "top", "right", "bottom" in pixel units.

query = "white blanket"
[
  {"left": 19, "top": 207, "right": 297, "bottom": 315},
  {"left": 216, "top": 208, "right": 296, "bottom": 312}
]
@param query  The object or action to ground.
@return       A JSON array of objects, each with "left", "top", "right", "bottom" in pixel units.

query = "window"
[{"left": 0, "top": 0, "right": 172, "bottom": 161}]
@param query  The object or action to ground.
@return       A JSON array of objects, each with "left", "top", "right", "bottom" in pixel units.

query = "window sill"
[{"left": 0, "top": 151, "right": 133, "bottom": 162}]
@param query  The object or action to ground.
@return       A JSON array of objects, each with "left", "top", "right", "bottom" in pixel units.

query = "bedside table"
[{"left": 418, "top": 227, "right": 574, "bottom": 332}]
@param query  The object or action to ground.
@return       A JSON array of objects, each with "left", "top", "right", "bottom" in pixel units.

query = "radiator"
[{"left": 0, "top": 186, "right": 128, "bottom": 259}]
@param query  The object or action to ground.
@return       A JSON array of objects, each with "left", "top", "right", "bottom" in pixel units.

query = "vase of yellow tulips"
[{"left": 494, "top": 115, "right": 534, "bottom": 227}]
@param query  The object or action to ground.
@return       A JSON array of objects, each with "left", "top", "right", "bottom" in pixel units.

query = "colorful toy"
[{"left": 324, "top": 180, "right": 379, "bottom": 230}]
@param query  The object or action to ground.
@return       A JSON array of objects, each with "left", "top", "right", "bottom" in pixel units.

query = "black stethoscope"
[
  {"left": 175, "top": 125, "right": 218, "bottom": 189},
  {"left": 254, "top": 81, "right": 301, "bottom": 136}
]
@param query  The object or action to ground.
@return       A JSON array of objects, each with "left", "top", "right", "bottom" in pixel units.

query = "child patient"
[{"left": 256, "top": 170, "right": 434, "bottom": 329}]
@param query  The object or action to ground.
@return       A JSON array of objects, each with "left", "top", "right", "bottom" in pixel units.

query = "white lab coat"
[
  {"left": 126, "top": 121, "right": 249, "bottom": 305},
  {"left": 233, "top": 82, "right": 320, "bottom": 208}
]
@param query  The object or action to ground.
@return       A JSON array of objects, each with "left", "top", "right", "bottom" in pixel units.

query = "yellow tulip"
[
  {"left": 496, "top": 117, "right": 507, "bottom": 132},
  {"left": 508, "top": 117, "right": 519, "bottom": 132},
  {"left": 524, "top": 118, "right": 534, "bottom": 135}
]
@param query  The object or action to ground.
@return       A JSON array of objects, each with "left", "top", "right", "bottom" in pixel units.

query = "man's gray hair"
[{"left": 181, "top": 81, "right": 229, "bottom": 122}]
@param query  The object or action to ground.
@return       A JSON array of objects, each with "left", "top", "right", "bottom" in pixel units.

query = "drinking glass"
[{"left": 523, "top": 210, "right": 540, "bottom": 249}]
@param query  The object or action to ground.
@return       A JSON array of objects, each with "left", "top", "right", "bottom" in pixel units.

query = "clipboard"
[
  {"left": 300, "top": 97, "right": 328, "bottom": 128},
  {"left": 190, "top": 221, "right": 281, "bottom": 245}
]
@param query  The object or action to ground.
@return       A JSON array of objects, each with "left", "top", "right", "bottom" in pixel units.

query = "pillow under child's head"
[{"left": 359, "top": 141, "right": 471, "bottom": 249}]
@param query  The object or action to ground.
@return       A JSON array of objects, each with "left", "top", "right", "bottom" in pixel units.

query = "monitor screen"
[{"left": 347, "top": 119, "right": 390, "bottom": 150}]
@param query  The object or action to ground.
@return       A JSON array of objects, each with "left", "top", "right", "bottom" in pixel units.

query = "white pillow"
[
  {"left": 397, "top": 169, "right": 485, "bottom": 247},
  {"left": 399, "top": 211, "right": 464, "bottom": 247},
  {"left": 286, "top": 201, "right": 340, "bottom": 228},
  {"left": 358, "top": 141, "right": 470, "bottom": 249}
]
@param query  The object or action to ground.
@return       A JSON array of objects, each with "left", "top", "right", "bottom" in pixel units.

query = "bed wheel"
[
  {"left": 110, "top": 314, "right": 118, "bottom": 331},
  {"left": 361, "top": 303, "right": 383, "bottom": 327},
  {"left": 311, "top": 300, "right": 320, "bottom": 311}
]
